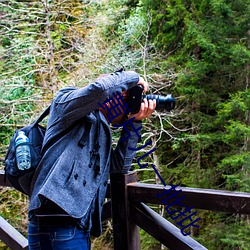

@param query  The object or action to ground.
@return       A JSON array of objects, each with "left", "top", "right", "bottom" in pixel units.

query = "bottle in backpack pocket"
[{"left": 15, "top": 131, "right": 31, "bottom": 170}]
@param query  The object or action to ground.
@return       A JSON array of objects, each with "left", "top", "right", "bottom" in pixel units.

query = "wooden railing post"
[{"left": 110, "top": 171, "right": 140, "bottom": 250}]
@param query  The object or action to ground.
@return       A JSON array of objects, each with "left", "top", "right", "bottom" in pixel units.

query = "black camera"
[{"left": 127, "top": 85, "right": 175, "bottom": 114}]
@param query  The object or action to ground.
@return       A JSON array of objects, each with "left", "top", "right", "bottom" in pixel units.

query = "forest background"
[{"left": 0, "top": 0, "right": 249, "bottom": 249}]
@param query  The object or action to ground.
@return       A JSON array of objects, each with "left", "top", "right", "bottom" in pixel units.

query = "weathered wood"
[
  {"left": 0, "top": 170, "right": 12, "bottom": 187},
  {"left": 127, "top": 182, "right": 250, "bottom": 214},
  {"left": 0, "top": 216, "right": 28, "bottom": 250},
  {"left": 130, "top": 202, "right": 207, "bottom": 250},
  {"left": 110, "top": 171, "right": 140, "bottom": 250}
]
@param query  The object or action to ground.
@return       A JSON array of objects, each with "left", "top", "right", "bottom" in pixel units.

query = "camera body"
[{"left": 127, "top": 85, "right": 175, "bottom": 114}]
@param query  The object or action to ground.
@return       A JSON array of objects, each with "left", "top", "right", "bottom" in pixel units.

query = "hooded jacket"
[{"left": 29, "top": 71, "right": 142, "bottom": 236}]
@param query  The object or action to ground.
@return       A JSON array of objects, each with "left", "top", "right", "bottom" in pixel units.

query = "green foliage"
[
  {"left": 196, "top": 215, "right": 250, "bottom": 250},
  {"left": 1, "top": 0, "right": 250, "bottom": 249},
  {"left": 133, "top": 0, "right": 250, "bottom": 248}
]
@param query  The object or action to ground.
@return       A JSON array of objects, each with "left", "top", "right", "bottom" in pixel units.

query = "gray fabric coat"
[{"left": 29, "top": 71, "right": 142, "bottom": 236}]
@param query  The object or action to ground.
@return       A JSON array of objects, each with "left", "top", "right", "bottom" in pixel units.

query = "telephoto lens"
[
  {"left": 143, "top": 94, "right": 175, "bottom": 112},
  {"left": 127, "top": 85, "right": 176, "bottom": 114}
]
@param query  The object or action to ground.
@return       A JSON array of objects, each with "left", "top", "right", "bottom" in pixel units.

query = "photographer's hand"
[
  {"left": 128, "top": 98, "right": 156, "bottom": 121},
  {"left": 138, "top": 77, "right": 148, "bottom": 93}
]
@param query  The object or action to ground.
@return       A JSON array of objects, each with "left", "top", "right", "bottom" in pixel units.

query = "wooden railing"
[{"left": 1, "top": 170, "right": 250, "bottom": 250}]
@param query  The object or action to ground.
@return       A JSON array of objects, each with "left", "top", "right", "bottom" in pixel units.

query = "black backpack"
[{"left": 4, "top": 106, "right": 50, "bottom": 195}]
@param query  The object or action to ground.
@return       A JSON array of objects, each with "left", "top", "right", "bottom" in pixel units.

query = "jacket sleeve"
[
  {"left": 52, "top": 71, "right": 139, "bottom": 126},
  {"left": 110, "top": 120, "right": 142, "bottom": 174}
]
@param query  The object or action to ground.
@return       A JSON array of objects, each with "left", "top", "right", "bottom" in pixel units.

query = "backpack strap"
[{"left": 34, "top": 105, "right": 51, "bottom": 126}]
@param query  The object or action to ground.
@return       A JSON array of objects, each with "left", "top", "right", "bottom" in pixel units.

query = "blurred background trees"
[{"left": 0, "top": 0, "right": 249, "bottom": 249}]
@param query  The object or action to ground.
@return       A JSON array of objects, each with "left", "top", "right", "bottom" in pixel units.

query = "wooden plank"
[
  {"left": 130, "top": 202, "right": 207, "bottom": 250},
  {"left": 127, "top": 183, "right": 250, "bottom": 214},
  {"left": 110, "top": 172, "right": 140, "bottom": 250},
  {"left": 0, "top": 216, "right": 28, "bottom": 250}
]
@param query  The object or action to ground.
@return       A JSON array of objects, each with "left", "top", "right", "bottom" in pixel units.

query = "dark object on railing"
[
  {"left": 0, "top": 170, "right": 12, "bottom": 187},
  {"left": 101, "top": 200, "right": 112, "bottom": 222}
]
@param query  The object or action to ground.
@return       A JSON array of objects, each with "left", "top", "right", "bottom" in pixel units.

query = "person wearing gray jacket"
[{"left": 28, "top": 70, "right": 156, "bottom": 250}]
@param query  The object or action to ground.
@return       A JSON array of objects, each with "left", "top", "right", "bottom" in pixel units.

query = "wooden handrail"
[
  {"left": 127, "top": 182, "right": 250, "bottom": 214},
  {"left": 0, "top": 216, "right": 28, "bottom": 250}
]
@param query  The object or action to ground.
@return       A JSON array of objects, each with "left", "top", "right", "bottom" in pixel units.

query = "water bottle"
[{"left": 15, "top": 131, "right": 31, "bottom": 170}]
